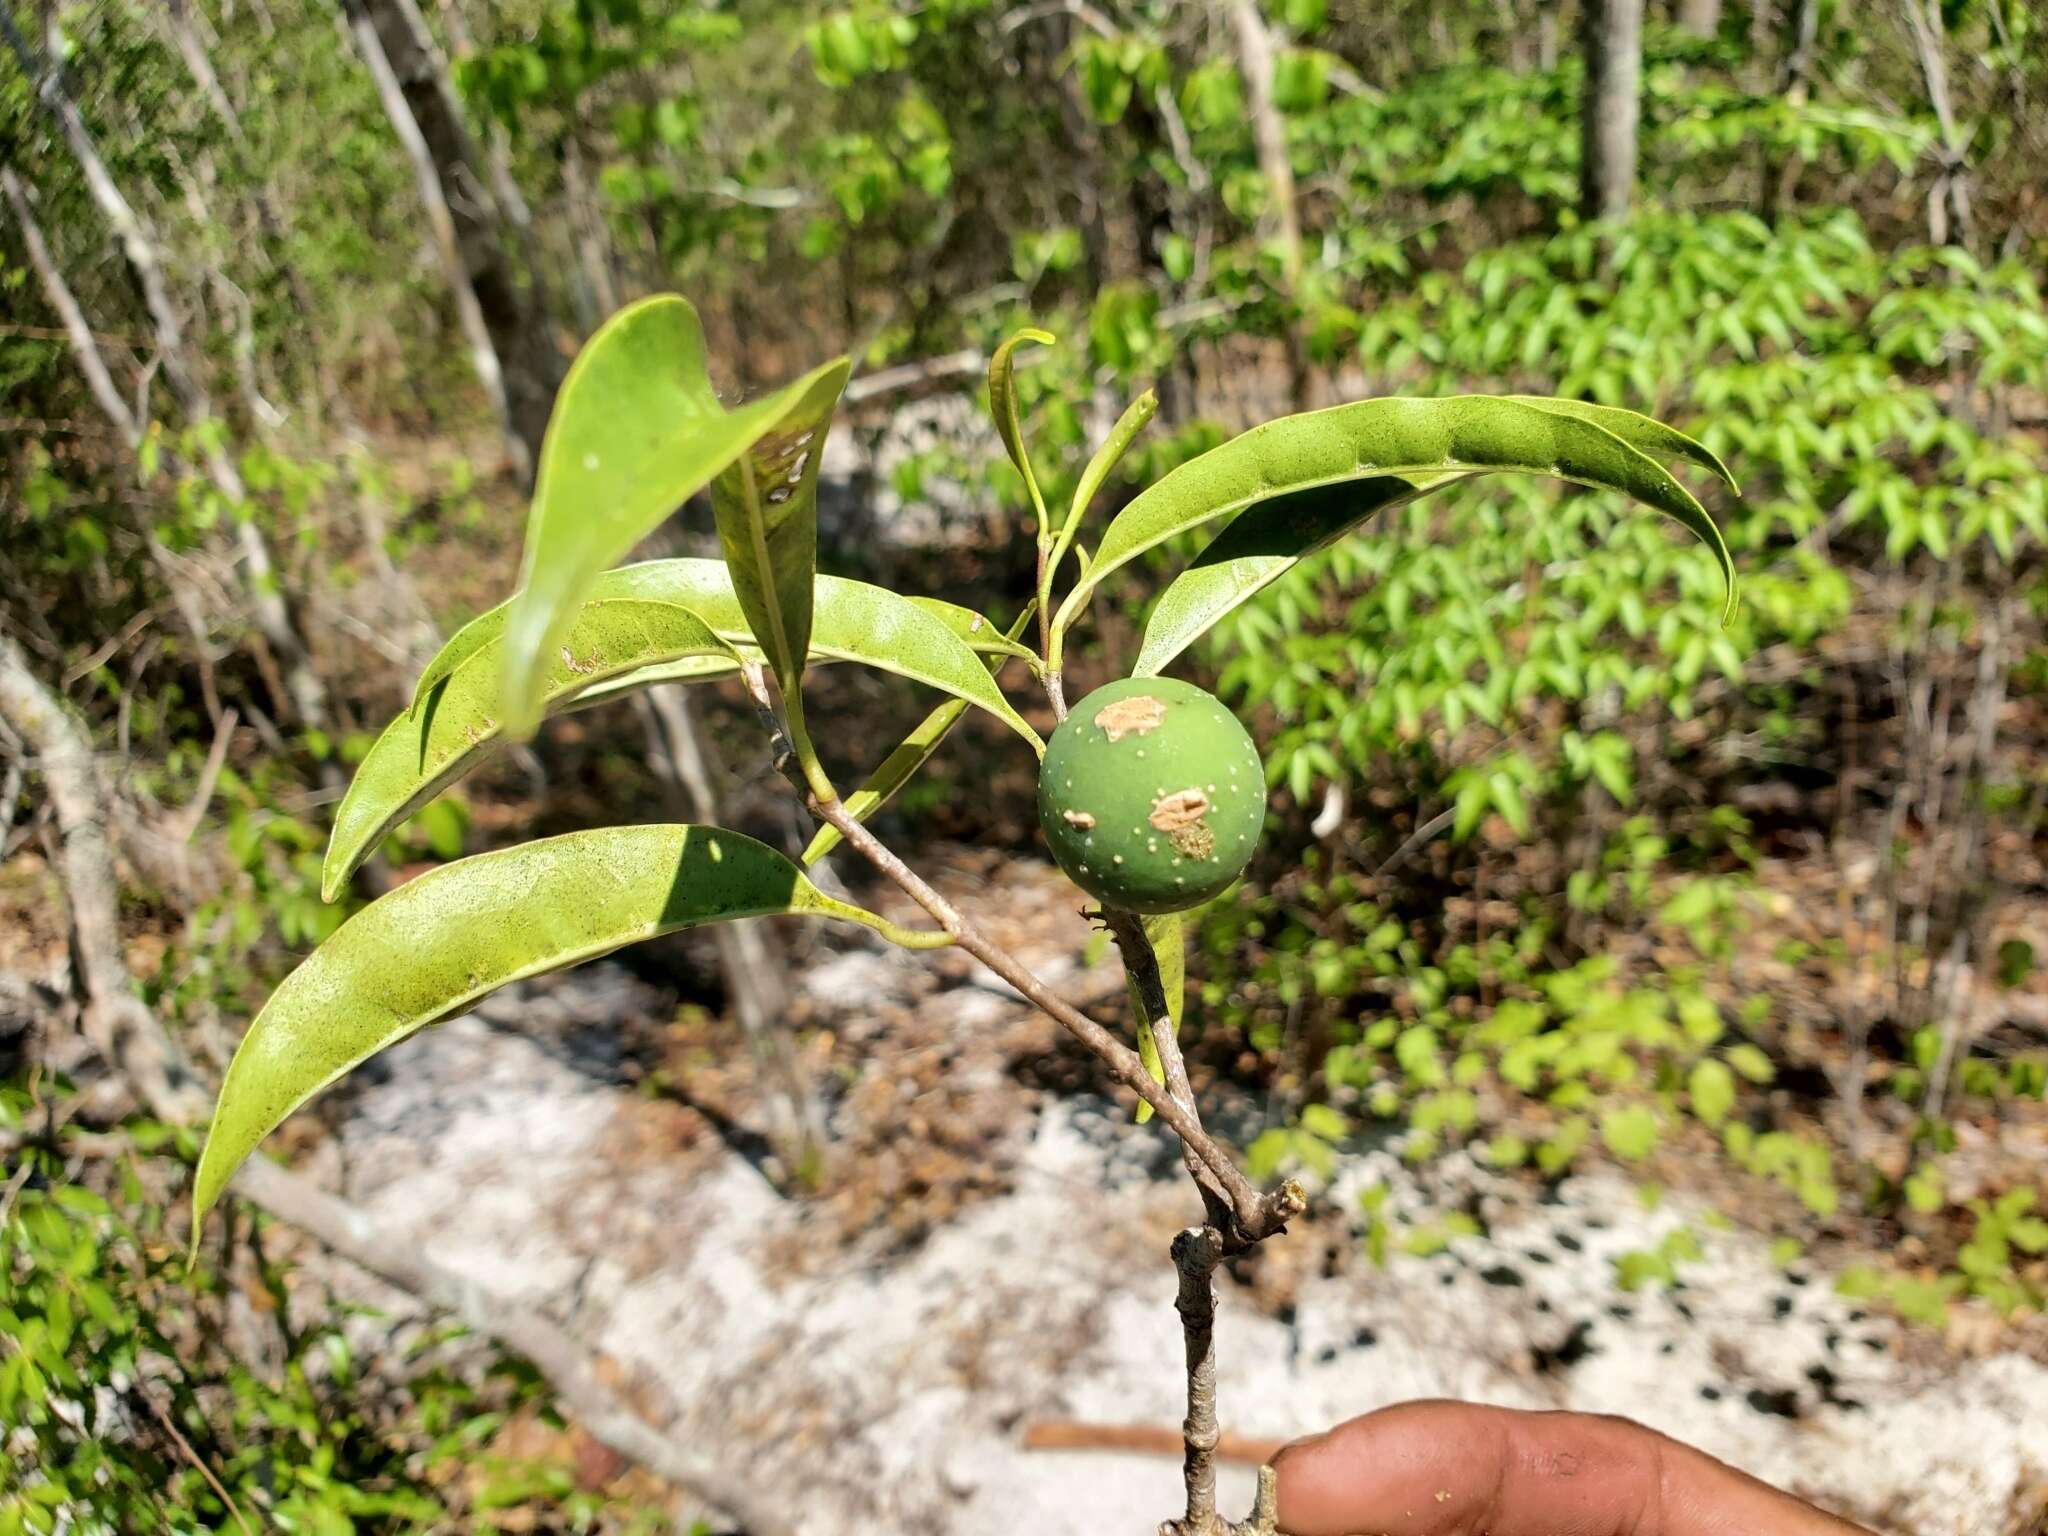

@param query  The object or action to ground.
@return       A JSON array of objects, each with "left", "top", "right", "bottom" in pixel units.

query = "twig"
[
  {"left": 1375, "top": 804, "right": 1457, "bottom": 877},
  {"left": 59, "top": 606, "right": 157, "bottom": 688},
  {"left": 739, "top": 664, "right": 1300, "bottom": 1244},
  {"left": 171, "top": 707, "right": 236, "bottom": 843},
  {"left": 1021, "top": 1420, "right": 1285, "bottom": 1465},
  {"left": 136, "top": 1386, "right": 256, "bottom": 1536},
  {"left": 0, "top": 1159, "right": 32, "bottom": 1228},
  {"left": 0, "top": 635, "right": 202, "bottom": 1122},
  {"left": 1170, "top": 1225, "right": 1228, "bottom": 1531},
  {"left": 743, "top": 644, "right": 1299, "bottom": 1535},
  {"left": 818, "top": 794, "right": 1296, "bottom": 1239}
]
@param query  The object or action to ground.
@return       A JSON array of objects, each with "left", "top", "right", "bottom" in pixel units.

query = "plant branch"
[
  {"left": 1102, "top": 908, "right": 1236, "bottom": 1231},
  {"left": 744, "top": 661, "right": 1294, "bottom": 1238},
  {"left": 810, "top": 793, "right": 1299, "bottom": 1239}
]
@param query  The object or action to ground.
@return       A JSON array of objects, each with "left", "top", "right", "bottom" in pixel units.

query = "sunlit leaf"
[
  {"left": 708, "top": 353, "right": 854, "bottom": 793},
  {"left": 340, "top": 565, "right": 1039, "bottom": 897},
  {"left": 496, "top": 296, "right": 850, "bottom": 738},
  {"left": 1061, "top": 395, "right": 1739, "bottom": 664},
  {"left": 989, "top": 327, "right": 1055, "bottom": 535},
  {"left": 200, "top": 826, "right": 944, "bottom": 1228}
]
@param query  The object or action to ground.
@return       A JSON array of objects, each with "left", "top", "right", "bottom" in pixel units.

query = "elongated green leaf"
[
  {"left": 1132, "top": 398, "right": 1742, "bottom": 676},
  {"left": 1132, "top": 475, "right": 1443, "bottom": 677},
  {"left": 708, "top": 356, "right": 853, "bottom": 793},
  {"left": 990, "top": 328, "right": 1055, "bottom": 534},
  {"left": 1503, "top": 397, "right": 1738, "bottom": 492},
  {"left": 1066, "top": 388, "right": 1156, "bottom": 537},
  {"left": 1052, "top": 396, "right": 1738, "bottom": 648},
  {"left": 566, "top": 653, "right": 746, "bottom": 705},
  {"left": 339, "top": 565, "right": 1040, "bottom": 898},
  {"left": 1124, "top": 911, "right": 1185, "bottom": 1125},
  {"left": 417, "top": 560, "right": 1028, "bottom": 711},
  {"left": 199, "top": 825, "right": 943, "bottom": 1227},
  {"left": 323, "top": 600, "right": 740, "bottom": 899},
  {"left": 567, "top": 584, "right": 1038, "bottom": 709},
  {"left": 1044, "top": 387, "right": 1156, "bottom": 612},
  {"left": 800, "top": 604, "right": 1036, "bottom": 866},
  {"left": 497, "top": 295, "right": 850, "bottom": 739}
]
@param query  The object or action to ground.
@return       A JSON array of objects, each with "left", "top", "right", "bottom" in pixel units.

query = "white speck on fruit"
[
  {"left": 1113, "top": 855, "right": 1124, "bottom": 865},
  {"left": 583, "top": 453, "right": 599, "bottom": 470}
]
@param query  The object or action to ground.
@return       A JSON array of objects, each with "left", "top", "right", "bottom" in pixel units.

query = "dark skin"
[{"left": 1272, "top": 1401, "right": 1876, "bottom": 1536}]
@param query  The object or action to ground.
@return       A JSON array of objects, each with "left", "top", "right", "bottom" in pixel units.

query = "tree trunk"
[
  {"left": 1579, "top": 0, "right": 1645, "bottom": 221},
  {"left": 418, "top": 0, "right": 554, "bottom": 320},
  {"left": 1222, "top": 0, "right": 1311, "bottom": 409},
  {"left": 1897, "top": 0, "right": 1974, "bottom": 247},
  {"left": 0, "top": 636, "right": 203, "bottom": 1122},
  {"left": 562, "top": 138, "right": 621, "bottom": 333},
  {"left": 1760, "top": 0, "right": 1821, "bottom": 220},
  {"left": 1678, "top": 0, "right": 1721, "bottom": 37},
  {"left": 340, "top": 0, "right": 559, "bottom": 478}
]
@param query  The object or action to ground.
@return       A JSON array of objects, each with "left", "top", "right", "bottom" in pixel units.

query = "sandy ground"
[{"left": 281, "top": 857, "right": 2048, "bottom": 1535}]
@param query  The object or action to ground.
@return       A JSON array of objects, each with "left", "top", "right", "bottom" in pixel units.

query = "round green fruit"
[{"left": 1037, "top": 676, "right": 1266, "bottom": 914}]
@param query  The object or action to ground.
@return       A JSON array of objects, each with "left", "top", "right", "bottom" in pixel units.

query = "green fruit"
[{"left": 1037, "top": 676, "right": 1266, "bottom": 914}]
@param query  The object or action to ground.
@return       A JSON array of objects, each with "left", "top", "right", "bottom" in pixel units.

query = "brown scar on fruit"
[
  {"left": 1061, "top": 808, "right": 1098, "bottom": 830},
  {"left": 1095, "top": 694, "right": 1167, "bottom": 742},
  {"left": 1150, "top": 788, "right": 1216, "bottom": 858}
]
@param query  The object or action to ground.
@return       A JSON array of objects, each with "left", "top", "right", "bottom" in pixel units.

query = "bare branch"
[{"left": 0, "top": 635, "right": 203, "bottom": 1122}]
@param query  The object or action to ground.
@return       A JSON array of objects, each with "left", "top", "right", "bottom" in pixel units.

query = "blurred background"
[{"left": 2, "top": 0, "right": 2045, "bottom": 1531}]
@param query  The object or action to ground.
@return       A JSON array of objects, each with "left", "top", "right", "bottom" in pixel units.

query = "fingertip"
[{"left": 1272, "top": 1400, "right": 1494, "bottom": 1536}]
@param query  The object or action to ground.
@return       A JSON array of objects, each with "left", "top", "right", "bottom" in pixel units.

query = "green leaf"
[
  {"left": 1057, "top": 395, "right": 1738, "bottom": 657},
  {"left": 198, "top": 826, "right": 941, "bottom": 1227},
  {"left": 1503, "top": 398, "right": 1739, "bottom": 493},
  {"left": 1688, "top": 1057, "right": 1737, "bottom": 1127},
  {"left": 1126, "top": 911, "right": 1185, "bottom": 1124},
  {"left": 1134, "top": 475, "right": 1442, "bottom": 676},
  {"left": 495, "top": 296, "right": 850, "bottom": 739},
  {"left": 324, "top": 600, "right": 739, "bottom": 899},
  {"left": 800, "top": 605, "right": 1035, "bottom": 866},
  {"left": 708, "top": 353, "right": 855, "bottom": 795},
  {"left": 339, "top": 565, "right": 1040, "bottom": 899},
  {"left": 989, "top": 328, "right": 1055, "bottom": 537},
  {"left": 1065, "top": 388, "right": 1157, "bottom": 540},
  {"left": 421, "top": 557, "right": 1029, "bottom": 711},
  {"left": 1599, "top": 1104, "right": 1662, "bottom": 1160},
  {"left": 1725, "top": 1042, "right": 1776, "bottom": 1083},
  {"left": 1045, "top": 387, "right": 1157, "bottom": 619}
]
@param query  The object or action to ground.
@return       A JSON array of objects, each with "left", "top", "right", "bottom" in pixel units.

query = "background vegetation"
[{"left": 2, "top": 0, "right": 2044, "bottom": 1529}]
